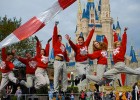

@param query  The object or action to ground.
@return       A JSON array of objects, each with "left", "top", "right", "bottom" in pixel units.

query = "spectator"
[
  {"left": 86, "top": 89, "right": 92, "bottom": 100},
  {"left": 79, "top": 90, "right": 86, "bottom": 100},
  {"left": 15, "top": 86, "right": 22, "bottom": 100},
  {"left": 48, "top": 90, "right": 53, "bottom": 100},
  {"left": 6, "top": 85, "right": 13, "bottom": 100},
  {"left": 70, "top": 91, "right": 74, "bottom": 100}
]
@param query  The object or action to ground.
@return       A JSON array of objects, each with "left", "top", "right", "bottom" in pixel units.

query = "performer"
[
  {"left": 16, "top": 49, "right": 37, "bottom": 88},
  {"left": 0, "top": 48, "right": 18, "bottom": 97},
  {"left": 86, "top": 37, "right": 108, "bottom": 88},
  {"left": 53, "top": 22, "right": 69, "bottom": 93},
  {"left": 65, "top": 26, "right": 95, "bottom": 85},
  {"left": 34, "top": 36, "right": 52, "bottom": 89},
  {"left": 97, "top": 28, "right": 140, "bottom": 89}
]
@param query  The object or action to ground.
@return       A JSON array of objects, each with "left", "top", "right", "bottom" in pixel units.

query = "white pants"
[
  {"left": 22, "top": 74, "right": 35, "bottom": 88},
  {"left": 86, "top": 64, "right": 106, "bottom": 83},
  {"left": 54, "top": 60, "right": 67, "bottom": 92},
  {"left": 0, "top": 71, "right": 17, "bottom": 96},
  {"left": 104, "top": 62, "right": 140, "bottom": 80},
  {"left": 75, "top": 62, "right": 90, "bottom": 78},
  {"left": 34, "top": 67, "right": 50, "bottom": 89}
]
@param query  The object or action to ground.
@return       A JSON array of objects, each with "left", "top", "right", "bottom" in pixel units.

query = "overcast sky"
[{"left": 0, "top": 0, "right": 140, "bottom": 55}]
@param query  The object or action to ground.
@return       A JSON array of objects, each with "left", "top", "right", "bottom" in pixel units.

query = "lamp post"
[{"left": 71, "top": 72, "right": 74, "bottom": 87}]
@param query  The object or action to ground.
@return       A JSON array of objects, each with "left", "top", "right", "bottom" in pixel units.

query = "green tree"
[{"left": 0, "top": 15, "right": 36, "bottom": 60}]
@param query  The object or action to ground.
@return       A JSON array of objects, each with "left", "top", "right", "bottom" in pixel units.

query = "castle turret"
[
  {"left": 101, "top": 0, "right": 113, "bottom": 69},
  {"left": 76, "top": 0, "right": 82, "bottom": 40},
  {"left": 81, "top": 8, "right": 89, "bottom": 39},
  {"left": 116, "top": 18, "right": 121, "bottom": 34},
  {"left": 101, "top": 0, "right": 113, "bottom": 48}
]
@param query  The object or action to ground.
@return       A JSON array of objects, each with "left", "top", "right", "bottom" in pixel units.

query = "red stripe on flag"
[
  {"left": 58, "top": 0, "right": 76, "bottom": 9},
  {"left": 13, "top": 17, "right": 45, "bottom": 40},
  {"left": 121, "top": 73, "right": 126, "bottom": 86}
]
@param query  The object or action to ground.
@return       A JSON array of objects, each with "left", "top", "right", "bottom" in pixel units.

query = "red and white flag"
[{"left": 0, "top": 0, "right": 76, "bottom": 48}]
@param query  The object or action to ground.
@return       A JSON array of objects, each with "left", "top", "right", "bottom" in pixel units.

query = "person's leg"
[
  {"left": 34, "top": 68, "right": 47, "bottom": 89},
  {"left": 61, "top": 62, "right": 68, "bottom": 92},
  {"left": 20, "top": 74, "right": 34, "bottom": 88},
  {"left": 97, "top": 68, "right": 119, "bottom": 86},
  {"left": 123, "top": 65, "right": 140, "bottom": 75},
  {"left": 0, "top": 73, "right": 9, "bottom": 98},
  {"left": 87, "top": 65, "right": 106, "bottom": 83},
  {"left": 54, "top": 60, "right": 62, "bottom": 92},
  {"left": 8, "top": 71, "right": 18, "bottom": 84},
  {"left": 75, "top": 63, "right": 86, "bottom": 79},
  {"left": 44, "top": 70, "right": 50, "bottom": 85}
]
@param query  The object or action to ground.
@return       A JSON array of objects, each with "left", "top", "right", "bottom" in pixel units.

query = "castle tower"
[
  {"left": 75, "top": 0, "right": 82, "bottom": 41},
  {"left": 81, "top": 11, "right": 89, "bottom": 39},
  {"left": 89, "top": 6, "right": 95, "bottom": 24},
  {"left": 101, "top": 0, "right": 113, "bottom": 69},
  {"left": 116, "top": 18, "right": 121, "bottom": 34}
]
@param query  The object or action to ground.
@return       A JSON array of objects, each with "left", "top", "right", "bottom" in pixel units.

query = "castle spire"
[
  {"left": 116, "top": 17, "right": 121, "bottom": 30},
  {"left": 130, "top": 46, "right": 138, "bottom": 63},
  {"left": 78, "top": 0, "right": 82, "bottom": 13}
]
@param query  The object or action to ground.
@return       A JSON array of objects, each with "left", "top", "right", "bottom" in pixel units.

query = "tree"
[{"left": 0, "top": 15, "right": 36, "bottom": 63}]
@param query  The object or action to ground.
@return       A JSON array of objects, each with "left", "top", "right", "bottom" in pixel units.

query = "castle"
[{"left": 65, "top": 0, "right": 140, "bottom": 90}]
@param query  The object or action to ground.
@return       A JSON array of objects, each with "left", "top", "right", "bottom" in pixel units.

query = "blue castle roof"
[
  {"left": 98, "top": 0, "right": 101, "bottom": 11},
  {"left": 130, "top": 46, "right": 138, "bottom": 63},
  {"left": 116, "top": 20, "right": 121, "bottom": 29},
  {"left": 82, "top": 1, "right": 99, "bottom": 20},
  {"left": 113, "top": 24, "right": 116, "bottom": 30}
]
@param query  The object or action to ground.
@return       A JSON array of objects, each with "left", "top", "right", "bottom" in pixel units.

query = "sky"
[{"left": 0, "top": 0, "right": 140, "bottom": 55}]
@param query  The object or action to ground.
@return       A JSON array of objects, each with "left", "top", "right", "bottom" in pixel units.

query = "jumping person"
[
  {"left": 53, "top": 22, "right": 69, "bottom": 94},
  {"left": 0, "top": 48, "right": 18, "bottom": 98},
  {"left": 65, "top": 26, "right": 95, "bottom": 85},
  {"left": 86, "top": 37, "right": 108, "bottom": 90},
  {"left": 97, "top": 28, "right": 140, "bottom": 90},
  {"left": 34, "top": 36, "right": 52, "bottom": 89},
  {"left": 16, "top": 50, "right": 37, "bottom": 89}
]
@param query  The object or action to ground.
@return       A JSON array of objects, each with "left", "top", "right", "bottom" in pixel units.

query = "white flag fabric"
[{"left": 0, "top": 0, "right": 76, "bottom": 48}]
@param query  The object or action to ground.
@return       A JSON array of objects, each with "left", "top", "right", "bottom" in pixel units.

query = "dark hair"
[
  {"left": 7, "top": 52, "right": 14, "bottom": 56},
  {"left": 25, "top": 50, "right": 33, "bottom": 56},
  {"left": 41, "top": 49, "right": 46, "bottom": 56},
  {"left": 78, "top": 36, "right": 84, "bottom": 41},
  {"left": 58, "top": 35, "right": 62, "bottom": 38}
]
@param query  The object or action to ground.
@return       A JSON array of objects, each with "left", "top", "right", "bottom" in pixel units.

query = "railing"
[{"left": 0, "top": 93, "right": 103, "bottom": 100}]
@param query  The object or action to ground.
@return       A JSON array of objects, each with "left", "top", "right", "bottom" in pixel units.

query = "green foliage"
[
  {"left": 0, "top": 16, "right": 36, "bottom": 65},
  {"left": 67, "top": 86, "right": 79, "bottom": 93}
]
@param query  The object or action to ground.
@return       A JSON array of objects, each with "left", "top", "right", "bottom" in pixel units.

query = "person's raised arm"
[
  {"left": 1, "top": 47, "right": 7, "bottom": 61},
  {"left": 52, "top": 22, "right": 58, "bottom": 47},
  {"left": 65, "top": 34, "right": 77, "bottom": 52},
  {"left": 35, "top": 36, "right": 41, "bottom": 57},
  {"left": 45, "top": 38, "right": 52, "bottom": 57},
  {"left": 103, "top": 36, "right": 108, "bottom": 47},
  {"left": 121, "top": 27, "right": 127, "bottom": 52},
  {"left": 85, "top": 25, "right": 95, "bottom": 46}
]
